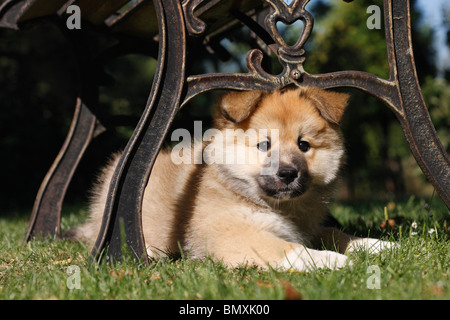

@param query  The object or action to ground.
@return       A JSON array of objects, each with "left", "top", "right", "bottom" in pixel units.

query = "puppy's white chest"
[{"left": 250, "top": 209, "right": 304, "bottom": 244}]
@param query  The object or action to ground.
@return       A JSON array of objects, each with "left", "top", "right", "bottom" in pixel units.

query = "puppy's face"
[{"left": 212, "top": 87, "right": 349, "bottom": 201}]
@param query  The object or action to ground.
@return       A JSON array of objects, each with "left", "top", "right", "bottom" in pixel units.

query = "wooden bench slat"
[
  {"left": 8, "top": 0, "right": 266, "bottom": 40},
  {"left": 197, "top": 0, "right": 265, "bottom": 35},
  {"left": 106, "top": 0, "right": 158, "bottom": 39},
  {"left": 71, "top": 0, "right": 131, "bottom": 26},
  {"left": 18, "top": 0, "right": 68, "bottom": 24}
]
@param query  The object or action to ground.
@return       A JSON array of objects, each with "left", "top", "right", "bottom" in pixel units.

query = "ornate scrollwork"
[
  {"left": 182, "top": 0, "right": 207, "bottom": 36},
  {"left": 182, "top": 0, "right": 316, "bottom": 104},
  {"left": 263, "top": 0, "right": 313, "bottom": 80}
]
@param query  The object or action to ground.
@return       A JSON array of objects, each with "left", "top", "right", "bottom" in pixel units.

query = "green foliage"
[
  {"left": 421, "top": 76, "right": 450, "bottom": 151},
  {"left": 305, "top": 0, "right": 389, "bottom": 78}
]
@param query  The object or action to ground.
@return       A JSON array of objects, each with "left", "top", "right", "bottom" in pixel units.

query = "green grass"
[{"left": 0, "top": 197, "right": 448, "bottom": 300}]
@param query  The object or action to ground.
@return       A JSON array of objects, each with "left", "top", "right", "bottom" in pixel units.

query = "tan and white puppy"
[{"left": 71, "top": 87, "right": 393, "bottom": 271}]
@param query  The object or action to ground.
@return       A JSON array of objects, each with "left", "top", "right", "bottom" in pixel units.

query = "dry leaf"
[
  {"left": 282, "top": 281, "right": 303, "bottom": 300},
  {"left": 380, "top": 219, "right": 395, "bottom": 229}
]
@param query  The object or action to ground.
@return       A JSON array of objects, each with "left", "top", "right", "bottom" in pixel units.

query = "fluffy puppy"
[{"left": 71, "top": 87, "right": 394, "bottom": 271}]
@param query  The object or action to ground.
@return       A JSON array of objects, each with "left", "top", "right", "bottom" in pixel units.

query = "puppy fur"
[{"left": 70, "top": 87, "right": 393, "bottom": 271}]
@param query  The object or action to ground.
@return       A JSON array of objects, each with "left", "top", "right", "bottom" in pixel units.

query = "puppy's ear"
[
  {"left": 218, "top": 90, "right": 265, "bottom": 123},
  {"left": 307, "top": 88, "right": 350, "bottom": 124}
]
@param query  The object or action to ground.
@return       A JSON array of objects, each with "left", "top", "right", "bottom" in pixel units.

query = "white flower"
[
  {"left": 411, "top": 221, "right": 418, "bottom": 229},
  {"left": 410, "top": 232, "right": 418, "bottom": 236},
  {"left": 428, "top": 228, "right": 436, "bottom": 234}
]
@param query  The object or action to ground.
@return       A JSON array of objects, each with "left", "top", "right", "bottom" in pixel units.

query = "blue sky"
[{"left": 416, "top": 0, "right": 449, "bottom": 75}]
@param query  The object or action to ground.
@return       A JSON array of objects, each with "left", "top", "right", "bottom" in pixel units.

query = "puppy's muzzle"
[{"left": 277, "top": 167, "right": 298, "bottom": 185}]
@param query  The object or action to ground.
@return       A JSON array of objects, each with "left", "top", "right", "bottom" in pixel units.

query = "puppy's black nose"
[{"left": 277, "top": 167, "right": 298, "bottom": 185}]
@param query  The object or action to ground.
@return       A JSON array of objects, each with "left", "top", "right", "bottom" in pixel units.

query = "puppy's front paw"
[
  {"left": 347, "top": 238, "right": 398, "bottom": 254},
  {"left": 279, "top": 247, "right": 350, "bottom": 272}
]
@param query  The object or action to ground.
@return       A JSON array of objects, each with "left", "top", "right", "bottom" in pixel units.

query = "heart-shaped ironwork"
[{"left": 264, "top": 0, "right": 313, "bottom": 77}]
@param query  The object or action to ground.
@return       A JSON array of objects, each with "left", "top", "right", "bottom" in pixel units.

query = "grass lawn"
[{"left": 0, "top": 197, "right": 448, "bottom": 300}]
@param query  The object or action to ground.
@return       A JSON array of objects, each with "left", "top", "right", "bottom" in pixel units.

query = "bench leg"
[
  {"left": 297, "top": 0, "right": 450, "bottom": 209},
  {"left": 90, "top": 0, "right": 186, "bottom": 264},
  {"left": 24, "top": 98, "right": 97, "bottom": 241},
  {"left": 390, "top": 0, "right": 450, "bottom": 208}
]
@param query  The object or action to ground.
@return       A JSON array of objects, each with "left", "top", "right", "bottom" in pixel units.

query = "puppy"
[{"left": 71, "top": 87, "right": 393, "bottom": 271}]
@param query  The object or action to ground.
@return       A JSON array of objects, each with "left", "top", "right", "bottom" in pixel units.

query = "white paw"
[
  {"left": 347, "top": 238, "right": 398, "bottom": 254},
  {"left": 279, "top": 247, "right": 350, "bottom": 272}
]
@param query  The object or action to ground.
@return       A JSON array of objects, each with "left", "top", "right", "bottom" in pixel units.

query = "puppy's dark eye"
[
  {"left": 257, "top": 140, "right": 271, "bottom": 152},
  {"left": 298, "top": 139, "right": 310, "bottom": 152}
]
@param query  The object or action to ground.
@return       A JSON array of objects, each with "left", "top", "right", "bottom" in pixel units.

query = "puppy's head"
[{"left": 212, "top": 87, "right": 349, "bottom": 201}]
